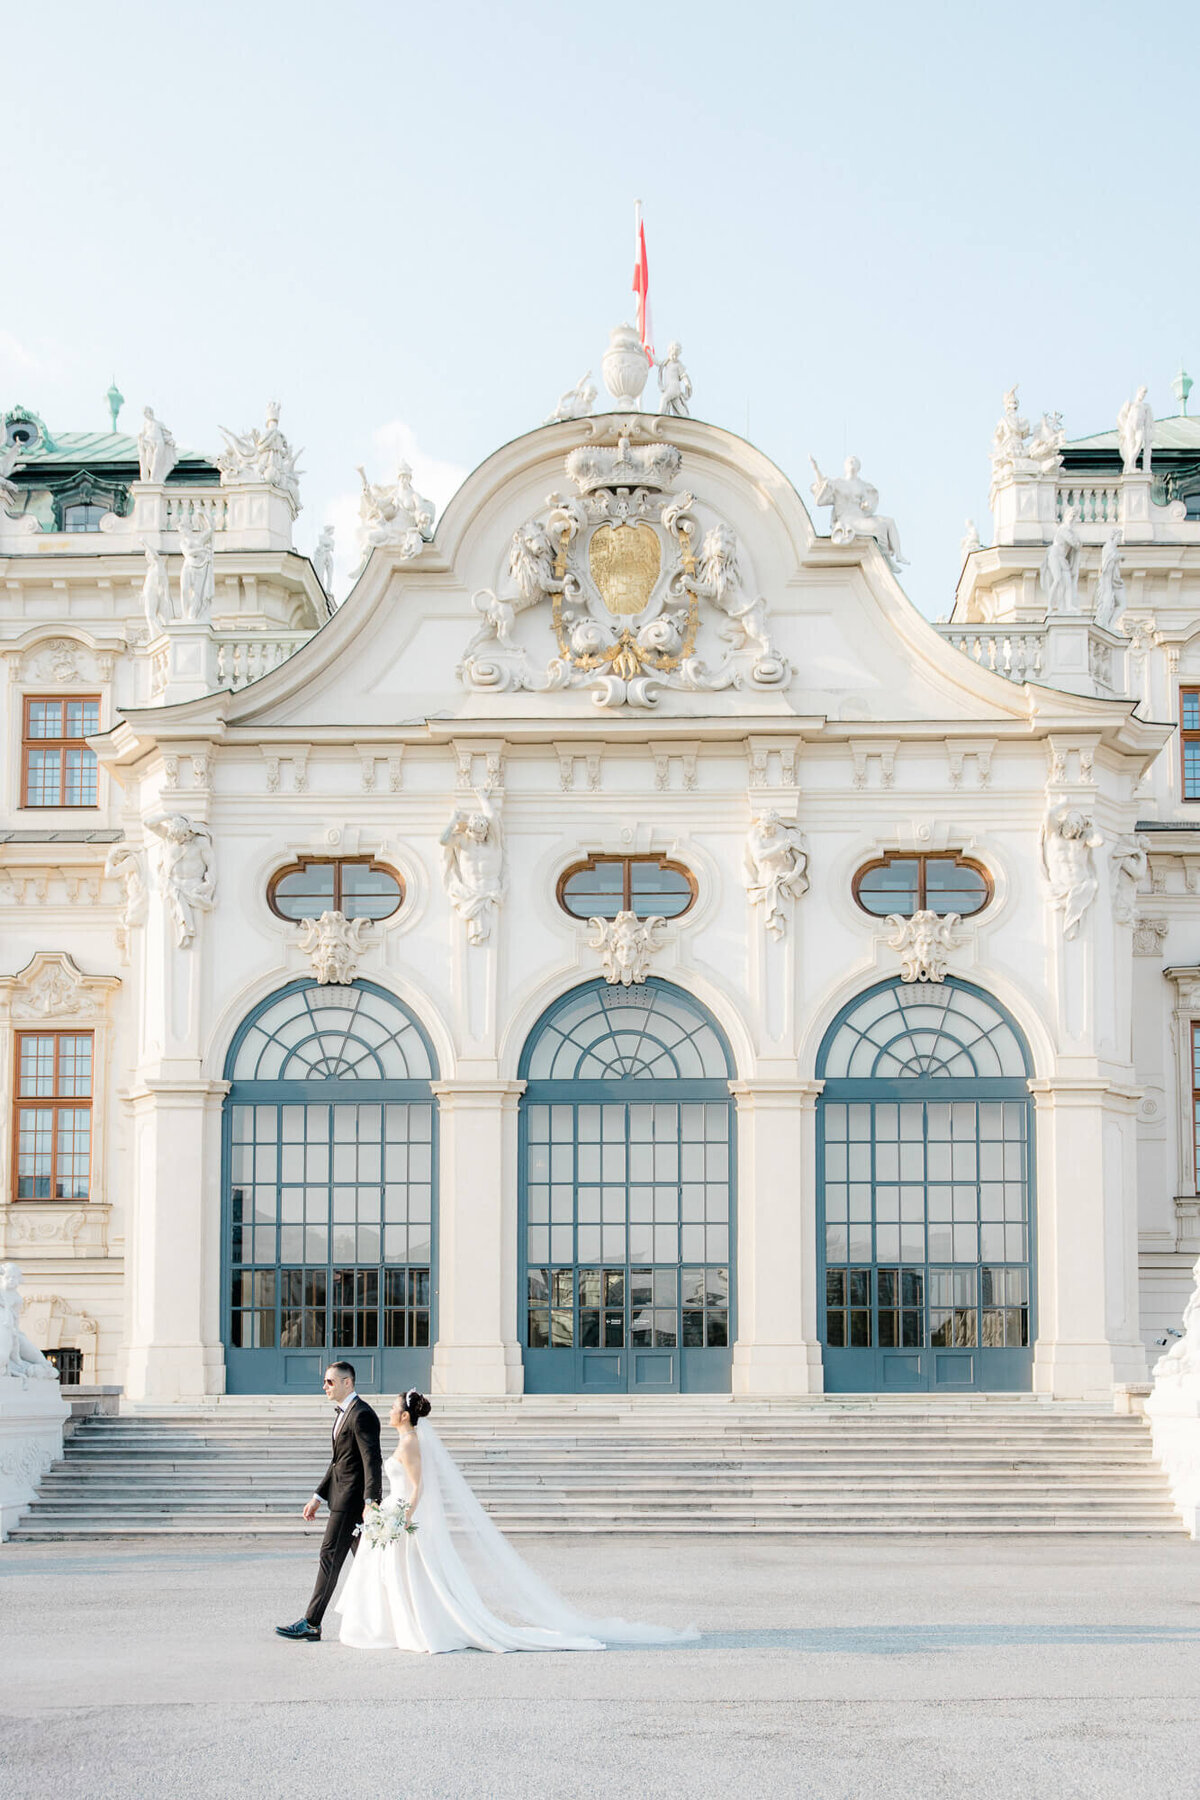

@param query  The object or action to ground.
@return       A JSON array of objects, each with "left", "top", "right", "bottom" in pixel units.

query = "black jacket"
[{"left": 316, "top": 1397, "right": 383, "bottom": 1513}]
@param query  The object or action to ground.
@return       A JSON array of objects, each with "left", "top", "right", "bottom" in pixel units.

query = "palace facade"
[{"left": 2, "top": 367, "right": 1198, "bottom": 1403}]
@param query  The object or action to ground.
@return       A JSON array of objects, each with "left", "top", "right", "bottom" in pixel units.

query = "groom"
[{"left": 275, "top": 1361, "right": 382, "bottom": 1643}]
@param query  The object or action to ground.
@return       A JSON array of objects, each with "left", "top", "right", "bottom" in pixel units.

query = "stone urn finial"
[{"left": 602, "top": 324, "right": 651, "bottom": 410}]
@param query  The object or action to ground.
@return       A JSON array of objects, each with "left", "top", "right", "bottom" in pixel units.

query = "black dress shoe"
[{"left": 275, "top": 1618, "right": 321, "bottom": 1641}]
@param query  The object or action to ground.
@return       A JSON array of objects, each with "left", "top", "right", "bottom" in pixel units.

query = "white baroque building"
[{"left": 2, "top": 368, "right": 1199, "bottom": 1405}]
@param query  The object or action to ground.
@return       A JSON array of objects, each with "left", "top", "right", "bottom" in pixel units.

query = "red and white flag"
[{"left": 632, "top": 202, "right": 653, "bottom": 365}]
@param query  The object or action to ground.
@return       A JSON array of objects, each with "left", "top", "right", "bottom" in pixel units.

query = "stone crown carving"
[{"left": 566, "top": 440, "right": 681, "bottom": 494}]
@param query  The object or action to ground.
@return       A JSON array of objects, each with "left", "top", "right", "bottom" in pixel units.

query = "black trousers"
[{"left": 306, "top": 1508, "right": 360, "bottom": 1628}]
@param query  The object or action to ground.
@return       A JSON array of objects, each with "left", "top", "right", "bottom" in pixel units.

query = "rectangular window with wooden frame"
[
  {"left": 21, "top": 696, "right": 101, "bottom": 807},
  {"left": 1193, "top": 1023, "right": 1200, "bottom": 1194},
  {"left": 1182, "top": 690, "right": 1200, "bottom": 800},
  {"left": 13, "top": 1031, "right": 93, "bottom": 1201}
]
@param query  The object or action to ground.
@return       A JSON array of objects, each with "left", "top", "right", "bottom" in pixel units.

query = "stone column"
[
  {"left": 1029, "top": 1078, "right": 1147, "bottom": 1398},
  {"left": 429, "top": 1079, "right": 525, "bottom": 1396},
  {"left": 729, "top": 1079, "right": 825, "bottom": 1395}
]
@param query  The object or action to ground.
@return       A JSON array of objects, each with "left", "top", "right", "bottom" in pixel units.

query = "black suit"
[{"left": 306, "top": 1395, "right": 383, "bottom": 1628}]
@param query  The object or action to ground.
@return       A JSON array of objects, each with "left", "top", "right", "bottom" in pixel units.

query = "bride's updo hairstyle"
[{"left": 402, "top": 1388, "right": 432, "bottom": 1425}]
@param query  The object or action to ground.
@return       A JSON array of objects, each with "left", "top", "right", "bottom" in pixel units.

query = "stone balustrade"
[
  {"left": 1056, "top": 481, "right": 1122, "bottom": 526},
  {"left": 147, "top": 627, "right": 313, "bottom": 699},
  {"left": 935, "top": 625, "right": 1046, "bottom": 683},
  {"left": 214, "top": 632, "right": 312, "bottom": 690}
]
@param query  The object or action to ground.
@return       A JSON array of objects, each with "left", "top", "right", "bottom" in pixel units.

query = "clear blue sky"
[{"left": 5, "top": 0, "right": 1198, "bottom": 611}]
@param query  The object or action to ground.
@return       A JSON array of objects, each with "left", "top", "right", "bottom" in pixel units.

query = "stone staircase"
[{"left": 9, "top": 1395, "right": 1185, "bottom": 1539}]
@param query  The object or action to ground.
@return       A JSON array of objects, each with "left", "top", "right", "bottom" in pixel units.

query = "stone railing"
[
  {"left": 1056, "top": 482, "right": 1121, "bottom": 526},
  {"left": 935, "top": 626, "right": 1045, "bottom": 683},
  {"left": 163, "top": 491, "right": 229, "bottom": 534},
  {"left": 215, "top": 631, "right": 312, "bottom": 690},
  {"left": 147, "top": 628, "right": 313, "bottom": 699}
]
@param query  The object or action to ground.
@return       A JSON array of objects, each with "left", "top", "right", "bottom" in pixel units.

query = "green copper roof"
[
  {"left": 1066, "top": 413, "right": 1200, "bottom": 452},
  {"left": 15, "top": 430, "right": 210, "bottom": 467}
]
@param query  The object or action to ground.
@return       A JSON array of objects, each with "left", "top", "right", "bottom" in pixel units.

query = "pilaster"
[
  {"left": 729, "top": 1079, "right": 825, "bottom": 1395},
  {"left": 429, "top": 1079, "right": 526, "bottom": 1395}
]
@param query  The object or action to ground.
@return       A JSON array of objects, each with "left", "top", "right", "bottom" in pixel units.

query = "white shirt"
[{"left": 311, "top": 1393, "right": 360, "bottom": 1508}]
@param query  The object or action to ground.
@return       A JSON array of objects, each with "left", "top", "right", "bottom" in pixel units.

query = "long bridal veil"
[{"left": 416, "top": 1423, "right": 697, "bottom": 1646}]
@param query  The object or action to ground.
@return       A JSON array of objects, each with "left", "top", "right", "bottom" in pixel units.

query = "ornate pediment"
[
  {"left": 457, "top": 437, "right": 790, "bottom": 709},
  {"left": 0, "top": 952, "right": 120, "bottom": 1021}
]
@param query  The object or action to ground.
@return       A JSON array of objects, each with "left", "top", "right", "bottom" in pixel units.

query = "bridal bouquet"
[{"left": 356, "top": 1499, "right": 417, "bottom": 1548}]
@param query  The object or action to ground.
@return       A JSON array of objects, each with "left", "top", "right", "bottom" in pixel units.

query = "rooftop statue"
[
  {"left": 356, "top": 462, "right": 435, "bottom": 564},
  {"left": 1093, "top": 529, "right": 1126, "bottom": 631},
  {"left": 545, "top": 373, "right": 597, "bottom": 424},
  {"left": 312, "top": 525, "right": 335, "bottom": 596},
  {"left": 988, "top": 385, "right": 1033, "bottom": 500},
  {"left": 656, "top": 343, "right": 692, "bottom": 418},
  {"left": 218, "top": 401, "right": 302, "bottom": 503},
  {"left": 136, "top": 406, "right": 178, "bottom": 485},
  {"left": 177, "top": 518, "right": 214, "bottom": 621},
  {"left": 809, "top": 454, "right": 906, "bottom": 566},
  {"left": 140, "top": 542, "right": 171, "bottom": 634},
  {"left": 1118, "top": 384, "right": 1153, "bottom": 473},
  {"left": 1027, "top": 410, "right": 1065, "bottom": 475},
  {"left": 961, "top": 519, "right": 981, "bottom": 560},
  {"left": 1039, "top": 508, "right": 1081, "bottom": 613}
]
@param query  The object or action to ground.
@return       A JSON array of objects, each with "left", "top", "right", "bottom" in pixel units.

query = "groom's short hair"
[{"left": 328, "top": 1360, "right": 356, "bottom": 1383}]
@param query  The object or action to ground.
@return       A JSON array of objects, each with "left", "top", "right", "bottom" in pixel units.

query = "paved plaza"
[{"left": 4, "top": 1532, "right": 1200, "bottom": 1799}]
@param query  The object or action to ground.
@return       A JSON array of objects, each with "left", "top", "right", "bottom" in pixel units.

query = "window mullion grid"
[{"left": 622, "top": 860, "right": 633, "bottom": 911}]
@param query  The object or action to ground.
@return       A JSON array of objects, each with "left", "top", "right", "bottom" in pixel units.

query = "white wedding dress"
[{"left": 334, "top": 1424, "right": 695, "bottom": 1654}]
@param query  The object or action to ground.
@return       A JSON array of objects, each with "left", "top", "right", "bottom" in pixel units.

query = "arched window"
[
  {"left": 519, "top": 979, "right": 734, "bottom": 1396},
  {"left": 817, "top": 978, "right": 1033, "bottom": 1394},
  {"left": 222, "top": 981, "right": 436, "bottom": 1394}
]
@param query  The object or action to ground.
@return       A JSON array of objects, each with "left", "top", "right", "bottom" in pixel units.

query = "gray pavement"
[{"left": 4, "top": 1533, "right": 1200, "bottom": 1800}]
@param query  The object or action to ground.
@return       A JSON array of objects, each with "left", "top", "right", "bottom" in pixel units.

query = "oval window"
[
  {"left": 853, "top": 852, "right": 990, "bottom": 919},
  {"left": 558, "top": 855, "right": 696, "bottom": 920},
  {"left": 269, "top": 857, "right": 404, "bottom": 922}
]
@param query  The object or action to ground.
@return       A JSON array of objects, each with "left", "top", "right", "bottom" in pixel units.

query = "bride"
[{"left": 335, "top": 1389, "right": 695, "bottom": 1654}]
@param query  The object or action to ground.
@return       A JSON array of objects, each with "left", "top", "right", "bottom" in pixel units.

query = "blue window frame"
[
  {"left": 816, "top": 977, "right": 1035, "bottom": 1393},
  {"left": 221, "top": 980, "right": 437, "bottom": 1394},
  {"left": 518, "top": 978, "right": 735, "bottom": 1394}
]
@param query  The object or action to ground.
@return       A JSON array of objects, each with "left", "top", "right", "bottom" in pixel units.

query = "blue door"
[
  {"left": 817, "top": 978, "right": 1035, "bottom": 1393},
  {"left": 519, "top": 979, "right": 736, "bottom": 1394},
  {"left": 222, "top": 980, "right": 437, "bottom": 1394}
]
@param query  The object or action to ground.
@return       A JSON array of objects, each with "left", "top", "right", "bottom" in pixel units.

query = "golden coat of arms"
[{"left": 588, "top": 523, "right": 662, "bottom": 616}]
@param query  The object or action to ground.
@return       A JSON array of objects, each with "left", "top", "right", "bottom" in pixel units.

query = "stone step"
[
  {"left": 14, "top": 1400, "right": 1183, "bottom": 1540},
  {"left": 12, "top": 1513, "right": 1183, "bottom": 1539}
]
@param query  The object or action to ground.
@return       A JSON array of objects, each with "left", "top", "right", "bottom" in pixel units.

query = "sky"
[{"left": 4, "top": 0, "right": 1199, "bottom": 611}]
